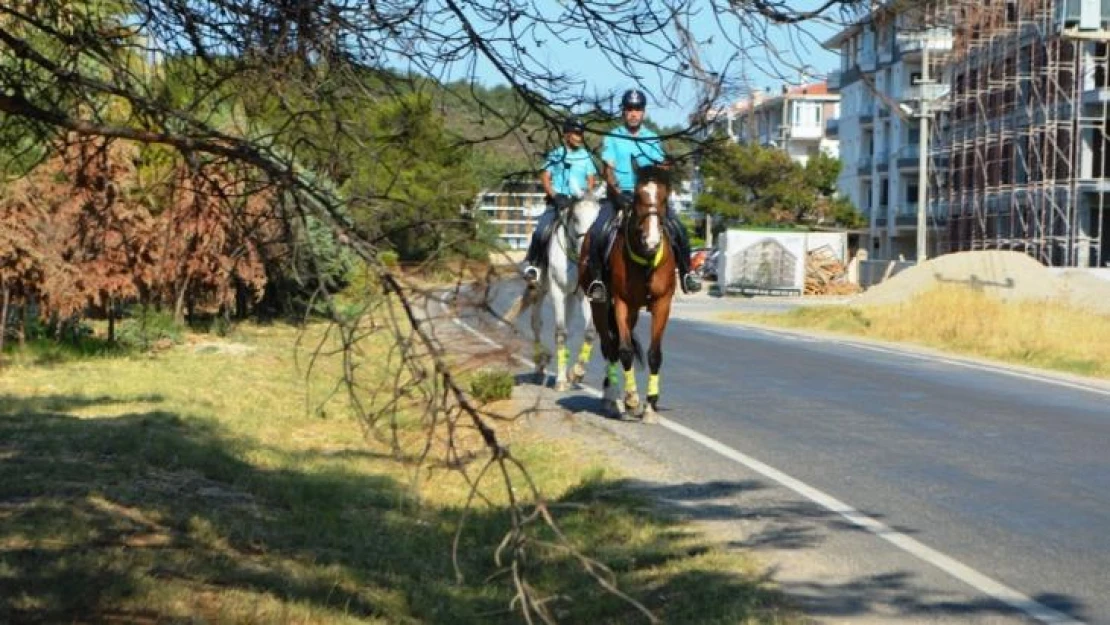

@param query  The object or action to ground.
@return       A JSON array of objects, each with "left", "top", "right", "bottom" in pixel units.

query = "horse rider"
[
  {"left": 583, "top": 89, "right": 701, "bottom": 303},
  {"left": 521, "top": 116, "right": 598, "bottom": 283}
]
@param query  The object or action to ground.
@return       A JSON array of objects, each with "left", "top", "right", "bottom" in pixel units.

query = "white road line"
[
  {"left": 654, "top": 418, "right": 1084, "bottom": 625},
  {"left": 445, "top": 303, "right": 1086, "bottom": 625}
]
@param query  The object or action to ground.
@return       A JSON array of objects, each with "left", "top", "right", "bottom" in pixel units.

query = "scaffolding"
[{"left": 931, "top": 0, "right": 1110, "bottom": 267}]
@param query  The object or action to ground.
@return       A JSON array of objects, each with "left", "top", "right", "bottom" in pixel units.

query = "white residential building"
[
  {"left": 475, "top": 181, "right": 546, "bottom": 250},
  {"left": 707, "top": 82, "right": 840, "bottom": 166},
  {"left": 823, "top": 6, "right": 953, "bottom": 261}
]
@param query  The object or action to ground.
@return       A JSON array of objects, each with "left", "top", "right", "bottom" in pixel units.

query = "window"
[
  {"left": 793, "top": 102, "right": 821, "bottom": 127},
  {"left": 906, "top": 184, "right": 919, "bottom": 202}
]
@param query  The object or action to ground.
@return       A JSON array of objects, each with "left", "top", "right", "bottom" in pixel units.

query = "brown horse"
[{"left": 579, "top": 163, "right": 676, "bottom": 423}]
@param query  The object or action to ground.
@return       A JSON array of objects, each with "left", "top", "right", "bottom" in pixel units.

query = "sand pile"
[
  {"left": 1055, "top": 270, "right": 1110, "bottom": 316},
  {"left": 852, "top": 250, "right": 1110, "bottom": 314}
]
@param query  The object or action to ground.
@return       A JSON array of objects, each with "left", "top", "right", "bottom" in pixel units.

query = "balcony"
[
  {"left": 857, "top": 154, "right": 873, "bottom": 176},
  {"left": 897, "top": 29, "right": 954, "bottom": 59},
  {"left": 875, "top": 207, "right": 888, "bottom": 227},
  {"left": 897, "top": 144, "right": 921, "bottom": 169},
  {"left": 895, "top": 203, "right": 919, "bottom": 227},
  {"left": 859, "top": 103, "right": 875, "bottom": 126},
  {"left": 787, "top": 124, "right": 825, "bottom": 140},
  {"left": 858, "top": 50, "right": 878, "bottom": 73},
  {"left": 1055, "top": 0, "right": 1110, "bottom": 33},
  {"left": 901, "top": 82, "right": 951, "bottom": 105},
  {"left": 875, "top": 149, "right": 890, "bottom": 171}
]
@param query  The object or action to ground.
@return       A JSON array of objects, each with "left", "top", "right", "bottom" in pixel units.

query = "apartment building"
[
  {"left": 824, "top": 4, "right": 954, "bottom": 261},
  {"left": 475, "top": 180, "right": 546, "bottom": 251},
  {"left": 707, "top": 83, "right": 840, "bottom": 166},
  {"left": 826, "top": 0, "right": 1110, "bottom": 267}
]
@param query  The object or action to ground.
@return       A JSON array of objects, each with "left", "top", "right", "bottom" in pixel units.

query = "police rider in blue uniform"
[
  {"left": 584, "top": 89, "right": 701, "bottom": 302},
  {"left": 522, "top": 117, "right": 598, "bottom": 283}
]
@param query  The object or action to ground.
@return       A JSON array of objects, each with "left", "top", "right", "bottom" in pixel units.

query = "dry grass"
[
  {"left": 0, "top": 322, "right": 792, "bottom": 624},
  {"left": 722, "top": 286, "right": 1110, "bottom": 378}
]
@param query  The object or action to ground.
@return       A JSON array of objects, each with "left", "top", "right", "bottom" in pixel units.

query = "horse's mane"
[{"left": 634, "top": 164, "right": 672, "bottom": 187}]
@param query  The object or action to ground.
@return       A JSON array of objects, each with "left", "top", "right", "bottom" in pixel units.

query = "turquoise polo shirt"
[
  {"left": 544, "top": 145, "right": 598, "bottom": 197},
  {"left": 601, "top": 126, "right": 665, "bottom": 191}
]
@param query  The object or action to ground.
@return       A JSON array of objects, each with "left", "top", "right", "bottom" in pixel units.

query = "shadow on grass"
[{"left": 1, "top": 394, "right": 788, "bottom": 624}]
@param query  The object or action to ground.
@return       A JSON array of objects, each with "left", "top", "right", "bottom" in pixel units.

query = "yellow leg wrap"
[
  {"left": 607, "top": 363, "right": 620, "bottom": 385},
  {"left": 578, "top": 341, "right": 593, "bottom": 364},
  {"left": 533, "top": 341, "right": 544, "bottom": 361},
  {"left": 624, "top": 368, "right": 637, "bottom": 393},
  {"left": 557, "top": 345, "right": 569, "bottom": 373},
  {"left": 647, "top": 374, "right": 660, "bottom": 397}
]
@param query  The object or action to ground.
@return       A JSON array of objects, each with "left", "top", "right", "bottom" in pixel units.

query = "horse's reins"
[{"left": 556, "top": 200, "right": 586, "bottom": 263}]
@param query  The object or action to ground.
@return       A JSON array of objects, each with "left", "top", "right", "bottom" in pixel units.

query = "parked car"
[
  {"left": 690, "top": 247, "right": 710, "bottom": 274},
  {"left": 695, "top": 247, "right": 719, "bottom": 281}
]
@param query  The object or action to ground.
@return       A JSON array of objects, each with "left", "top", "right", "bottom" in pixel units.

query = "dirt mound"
[
  {"left": 852, "top": 251, "right": 1110, "bottom": 314},
  {"left": 1056, "top": 270, "right": 1110, "bottom": 316}
]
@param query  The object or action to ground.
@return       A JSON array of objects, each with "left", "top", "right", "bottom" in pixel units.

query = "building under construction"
[{"left": 930, "top": 0, "right": 1110, "bottom": 267}]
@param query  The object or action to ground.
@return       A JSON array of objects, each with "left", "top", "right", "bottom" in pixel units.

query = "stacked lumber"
[{"left": 805, "top": 246, "right": 860, "bottom": 296}]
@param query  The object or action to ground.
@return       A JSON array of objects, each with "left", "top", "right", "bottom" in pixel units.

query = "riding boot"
[
  {"left": 667, "top": 214, "right": 701, "bottom": 294},
  {"left": 523, "top": 208, "right": 556, "bottom": 283},
  {"left": 585, "top": 212, "right": 613, "bottom": 303},
  {"left": 522, "top": 233, "right": 542, "bottom": 283}
]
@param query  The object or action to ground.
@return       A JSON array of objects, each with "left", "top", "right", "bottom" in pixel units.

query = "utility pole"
[{"left": 916, "top": 41, "right": 930, "bottom": 263}]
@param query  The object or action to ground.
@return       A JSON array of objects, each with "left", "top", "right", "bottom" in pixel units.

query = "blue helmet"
[
  {"left": 562, "top": 117, "right": 586, "bottom": 133},
  {"left": 621, "top": 89, "right": 647, "bottom": 109}
]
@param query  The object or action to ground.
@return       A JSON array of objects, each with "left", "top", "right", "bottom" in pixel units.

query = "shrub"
[
  {"left": 117, "top": 307, "right": 183, "bottom": 350},
  {"left": 469, "top": 368, "right": 514, "bottom": 403},
  {"left": 379, "top": 250, "right": 400, "bottom": 267}
]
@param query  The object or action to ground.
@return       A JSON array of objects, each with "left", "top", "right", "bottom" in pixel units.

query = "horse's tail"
[{"left": 503, "top": 283, "right": 540, "bottom": 324}]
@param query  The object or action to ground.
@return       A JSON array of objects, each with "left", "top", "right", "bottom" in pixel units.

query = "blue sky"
[{"left": 468, "top": 5, "right": 846, "bottom": 128}]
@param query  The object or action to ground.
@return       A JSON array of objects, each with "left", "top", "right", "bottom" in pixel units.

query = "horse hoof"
[
  {"left": 604, "top": 400, "right": 622, "bottom": 419},
  {"left": 624, "top": 394, "right": 640, "bottom": 412},
  {"left": 570, "top": 363, "right": 587, "bottom": 384},
  {"left": 641, "top": 406, "right": 659, "bottom": 425},
  {"left": 554, "top": 380, "right": 570, "bottom": 392},
  {"left": 534, "top": 370, "right": 546, "bottom": 385}
]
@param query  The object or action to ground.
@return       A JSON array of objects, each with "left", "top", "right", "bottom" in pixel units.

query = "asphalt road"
[{"left": 469, "top": 281, "right": 1110, "bottom": 624}]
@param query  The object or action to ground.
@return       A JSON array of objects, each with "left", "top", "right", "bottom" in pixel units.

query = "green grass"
[
  {"left": 1, "top": 323, "right": 793, "bottom": 624},
  {"left": 720, "top": 286, "right": 1110, "bottom": 379}
]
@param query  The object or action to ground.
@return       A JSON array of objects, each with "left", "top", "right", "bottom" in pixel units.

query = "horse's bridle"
[
  {"left": 557, "top": 198, "right": 587, "bottom": 261},
  {"left": 622, "top": 188, "right": 665, "bottom": 267}
]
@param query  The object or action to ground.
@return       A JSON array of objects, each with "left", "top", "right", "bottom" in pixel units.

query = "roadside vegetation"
[
  {"left": 1, "top": 321, "right": 795, "bottom": 624},
  {"left": 722, "top": 286, "right": 1110, "bottom": 379}
]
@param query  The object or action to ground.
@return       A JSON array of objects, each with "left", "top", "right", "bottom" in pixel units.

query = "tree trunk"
[
  {"left": 0, "top": 281, "right": 9, "bottom": 355},
  {"left": 18, "top": 298, "right": 28, "bottom": 348},
  {"left": 235, "top": 278, "right": 250, "bottom": 320},
  {"left": 173, "top": 276, "right": 190, "bottom": 326},
  {"left": 107, "top": 298, "right": 116, "bottom": 343}
]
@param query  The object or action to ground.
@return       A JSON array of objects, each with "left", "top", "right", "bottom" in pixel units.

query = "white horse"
[{"left": 529, "top": 188, "right": 601, "bottom": 391}]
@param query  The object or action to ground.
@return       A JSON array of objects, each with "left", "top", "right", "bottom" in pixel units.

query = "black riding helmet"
[
  {"left": 621, "top": 89, "right": 647, "bottom": 110},
  {"left": 562, "top": 117, "right": 586, "bottom": 134}
]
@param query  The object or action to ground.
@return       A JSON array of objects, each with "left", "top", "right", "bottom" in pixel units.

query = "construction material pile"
[
  {"left": 852, "top": 250, "right": 1110, "bottom": 315},
  {"left": 805, "top": 245, "right": 860, "bottom": 296}
]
